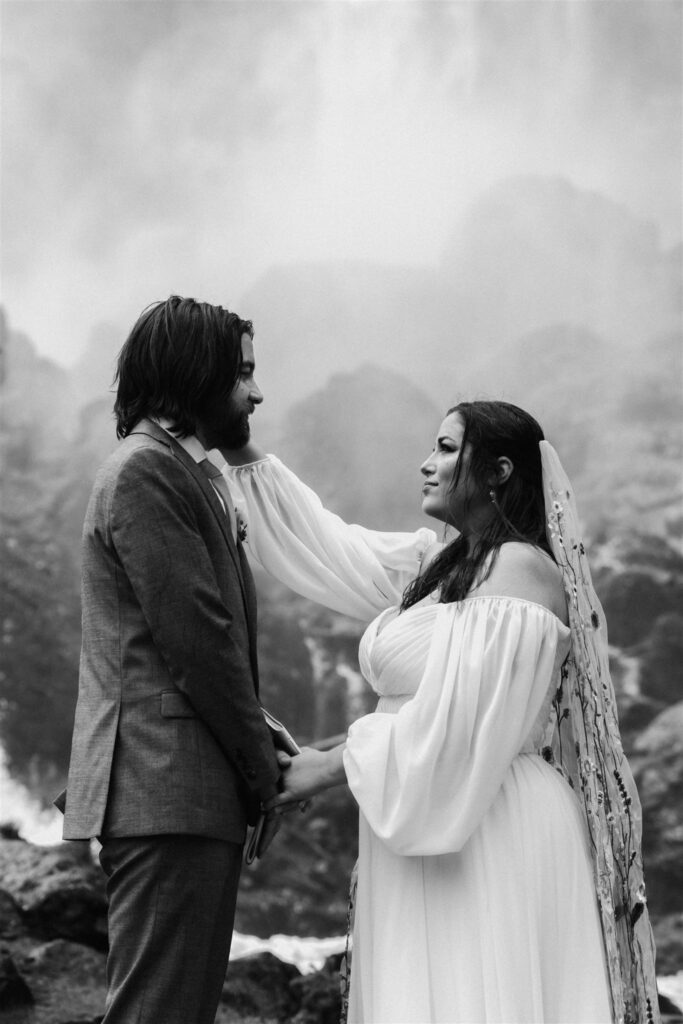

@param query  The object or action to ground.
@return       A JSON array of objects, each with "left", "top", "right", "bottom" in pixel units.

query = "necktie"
[{"left": 198, "top": 458, "right": 237, "bottom": 542}]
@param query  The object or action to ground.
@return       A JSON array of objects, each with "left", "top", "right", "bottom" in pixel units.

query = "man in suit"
[{"left": 60, "top": 295, "right": 281, "bottom": 1023}]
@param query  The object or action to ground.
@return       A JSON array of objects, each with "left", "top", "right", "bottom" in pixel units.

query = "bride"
[{"left": 221, "top": 399, "right": 658, "bottom": 1024}]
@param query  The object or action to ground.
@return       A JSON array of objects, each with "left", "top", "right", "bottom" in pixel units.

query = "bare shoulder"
[{"left": 473, "top": 542, "right": 568, "bottom": 625}]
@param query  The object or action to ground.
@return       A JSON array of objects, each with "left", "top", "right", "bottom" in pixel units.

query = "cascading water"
[{"left": 0, "top": 747, "right": 62, "bottom": 844}]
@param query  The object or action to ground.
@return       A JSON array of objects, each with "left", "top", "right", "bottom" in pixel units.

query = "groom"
[{"left": 59, "top": 296, "right": 281, "bottom": 1023}]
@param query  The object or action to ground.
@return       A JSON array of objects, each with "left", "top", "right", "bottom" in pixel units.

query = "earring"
[{"left": 489, "top": 488, "right": 497, "bottom": 504}]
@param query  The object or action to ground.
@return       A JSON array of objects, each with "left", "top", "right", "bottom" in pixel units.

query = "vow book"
[{"left": 244, "top": 707, "right": 301, "bottom": 865}]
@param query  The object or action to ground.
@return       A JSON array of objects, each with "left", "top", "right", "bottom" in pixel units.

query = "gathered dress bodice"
[{"left": 360, "top": 597, "right": 568, "bottom": 752}]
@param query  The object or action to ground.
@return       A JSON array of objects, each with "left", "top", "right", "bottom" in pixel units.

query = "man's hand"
[{"left": 264, "top": 744, "right": 347, "bottom": 811}]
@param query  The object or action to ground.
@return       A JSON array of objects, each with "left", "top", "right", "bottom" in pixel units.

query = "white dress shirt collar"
[
  {"left": 152, "top": 418, "right": 234, "bottom": 529},
  {"left": 152, "top": 417, "right": 207, "bottom": 464}
]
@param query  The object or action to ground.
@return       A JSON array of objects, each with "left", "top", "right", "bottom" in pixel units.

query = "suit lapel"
[
  {"left": 237, "top": 541, "right": 260, "bottom": 691},
  {"left": 129, "top": 420, "right": 253, "bottom": 630}
]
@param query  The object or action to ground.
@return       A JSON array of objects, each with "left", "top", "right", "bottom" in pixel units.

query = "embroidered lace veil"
[{"left": 541, "top": 440, "right": 660, "bottom": 1024}]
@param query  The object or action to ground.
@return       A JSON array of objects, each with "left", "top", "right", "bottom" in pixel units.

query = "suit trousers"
[{"left": 99, "top": 834, "right": 243, "bottom": 1024}]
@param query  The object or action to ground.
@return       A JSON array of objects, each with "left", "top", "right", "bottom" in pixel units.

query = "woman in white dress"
[{"left": 222, "top": 400, "right": 659, "bottom": 1024}]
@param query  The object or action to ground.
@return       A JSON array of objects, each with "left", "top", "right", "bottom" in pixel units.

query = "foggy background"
[
  {"left": 1, "top": 0, "right": 682, "bottom": 819},
  {"left": 1, "top": 0, "right": 683, "bottom": 994},
  {"left": 2, "top": 0, "right": 681, "bottom": 422}
]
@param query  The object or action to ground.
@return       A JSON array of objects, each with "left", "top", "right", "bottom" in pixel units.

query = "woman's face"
[{"left": 420, "top": 412, "right": 485, "bottom": 530}]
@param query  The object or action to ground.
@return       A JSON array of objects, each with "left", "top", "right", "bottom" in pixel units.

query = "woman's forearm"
[
  {"left": 316, "top": 742, "right": 347, "bottom": 789},
  {"left": 267, "top": 743, "right": 348, "bottom": 809}
]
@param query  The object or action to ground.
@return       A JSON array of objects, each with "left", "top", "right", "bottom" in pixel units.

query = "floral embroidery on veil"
[
  {"left": 541, "top": 441, "right": 659, "bottom": 1024},
  {"left": 339, "top": 861, "right": 357, "bottom": 1024}
]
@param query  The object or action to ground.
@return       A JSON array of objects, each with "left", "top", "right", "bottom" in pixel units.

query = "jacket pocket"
[{"left": 160, "top": 690, "right": 196, "bottom": 718}]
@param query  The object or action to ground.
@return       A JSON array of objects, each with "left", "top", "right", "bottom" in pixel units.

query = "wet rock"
[
  {"left": 0, "top": 946, "right": 34, "bottom": 1008},
  {"left": 221, "top": 951, "right": 299, "bottom": 1020},
  {"left": 11, "top": 938, "right": 106, "bottom": 1023},
  {"left": 659, "top": 991, "right": 683, "bottom": 1021},
  {"left": 290, "top": 953, "right": 343, "bottom": 1024},
  {"left": 0, "top": 889, "right": 28, "bottom": 942},
  {"left": 0, "top": 837, "right": 107, "bottom": 950}
]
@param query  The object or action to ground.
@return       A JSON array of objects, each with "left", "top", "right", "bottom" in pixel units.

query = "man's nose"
[{"left": 250, "top": 380, "right": 264, "bottom": 405}]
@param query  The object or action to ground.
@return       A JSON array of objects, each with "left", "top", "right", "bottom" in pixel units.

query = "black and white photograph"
[{"left": 1, "top": 2, "right": 681, "bottom": 1022}]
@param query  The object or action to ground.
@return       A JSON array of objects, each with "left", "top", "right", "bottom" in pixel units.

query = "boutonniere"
[{"left": 235, "top": 510, "right": 248, "bottom": 543}]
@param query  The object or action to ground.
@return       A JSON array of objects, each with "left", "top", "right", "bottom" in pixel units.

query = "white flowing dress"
[{"left": 225, "top": 456, "right": 612, "bottom": 1024}]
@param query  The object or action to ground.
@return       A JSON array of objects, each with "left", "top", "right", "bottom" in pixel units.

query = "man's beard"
[
  {"left": 200, "top": 405, "right": 250, "bottom": 450},
  {"left": 229, "top": 412, "right": 250, "bottom": 448}
]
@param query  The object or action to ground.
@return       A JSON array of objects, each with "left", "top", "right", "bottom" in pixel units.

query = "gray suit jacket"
[{"left": 62, "top": 419, "right": 279, "bottom": 842}]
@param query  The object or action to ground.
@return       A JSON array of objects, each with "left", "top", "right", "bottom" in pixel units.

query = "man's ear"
[{"left": 493, "top": 457, "right": 514, "bottom": 486}]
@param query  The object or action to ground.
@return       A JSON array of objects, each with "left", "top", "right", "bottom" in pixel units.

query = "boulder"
[
  {"left": 11, "top": 938, "right": 106, "bottom": 1024},
  {"left": 0, "top": 889, "right": 28, "bottom": 942},
  {"left": 221, "top": 951, "right": 300, "bottom": 1020},
  {"left": 659, "top": 991, "right": 683, "bottom": 1021},
  {"left": 0, "top": 837, "right": 107, "bottom": 950},
  {"left": 290, "top": 953, "right": 343, "bottom": 1024},
  {"left": 0, "top": 946, "right": 34, "bottom": 1009}
]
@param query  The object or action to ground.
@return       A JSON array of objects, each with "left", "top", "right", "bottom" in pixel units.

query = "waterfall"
[{"left": 0, "top": 747, "right": 62, "bottom": 844}]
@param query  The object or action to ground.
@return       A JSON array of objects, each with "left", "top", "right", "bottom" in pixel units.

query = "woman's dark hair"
[
  {"left": 113, "top": 295, "right": 253, "bottom": 439},
  {"left": 402, "top": 400, "right": 550, "bottom": 609}
]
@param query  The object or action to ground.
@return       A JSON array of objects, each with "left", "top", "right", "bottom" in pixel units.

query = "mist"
[
  {"left": 1, "top": 0, "right": 681, "bottom": 396},
  {"left": 1, "top": 9, "right": 682, "bottom": 992}
]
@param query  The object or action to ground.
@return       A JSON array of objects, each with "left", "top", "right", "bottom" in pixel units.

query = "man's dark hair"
[
  {"left": 402, "top": 400, "right": 549, "bottom": 609},
  {"left": 113, "top": 295, "right": 253, "bottom": 439}
]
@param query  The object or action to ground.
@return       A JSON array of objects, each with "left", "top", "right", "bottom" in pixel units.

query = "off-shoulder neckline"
[
  {"left": 394, "top": 594, "right": 570, "bottom": 632},
  {"left": 458, "top": 594, "right": 570, "bottom": 630}
]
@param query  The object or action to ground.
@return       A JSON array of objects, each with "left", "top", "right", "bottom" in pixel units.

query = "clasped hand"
[{"left": 264, "top": 744, "right": 345, "bottom": 816}]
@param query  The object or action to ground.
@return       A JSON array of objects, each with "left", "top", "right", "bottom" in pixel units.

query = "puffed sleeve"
[
  {"left": 224, "top": 456, "right": 437, "bottom": 620},
  {"left": 343, "top": 597, "right": 570, "bottom": 855}
]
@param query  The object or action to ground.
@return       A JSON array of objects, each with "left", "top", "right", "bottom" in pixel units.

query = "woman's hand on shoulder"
[{"left": 472, "top": 542, "right": 568, "bottom": 625}]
